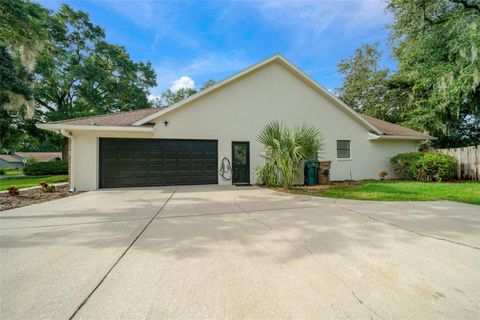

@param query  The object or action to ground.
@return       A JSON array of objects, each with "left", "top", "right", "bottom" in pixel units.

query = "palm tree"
[{"left": 257, "top": 121, "right": 325, "bottom": 189}]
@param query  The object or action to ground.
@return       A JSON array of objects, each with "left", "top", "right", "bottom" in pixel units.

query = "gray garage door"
[{"left": 99, "top": 138, "right": 218, "bottom": 188}]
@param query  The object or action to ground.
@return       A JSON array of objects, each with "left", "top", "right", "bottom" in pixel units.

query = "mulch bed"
[
  {"left": 0, "top": 185, "right": 79, "bottom": 211},
  {"left": 267, "top": 181, "right": 361, "bottom": 194}
]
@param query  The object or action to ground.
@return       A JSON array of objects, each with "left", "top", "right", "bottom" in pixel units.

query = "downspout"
[{"left": 59, "top": 129, "right": 75, "bottom": 192}]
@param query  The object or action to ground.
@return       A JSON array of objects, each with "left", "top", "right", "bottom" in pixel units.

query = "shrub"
[
  {"left": 256, "top": 121, "right": 325, "bottom": 189},
  {"left": 0, "top": 169, "right": 5, "bottom": 175},
  {"left": 24, "top": 161, "right": 68, "bottom": 176},
  {"left": 38, "top": 181, "right": 56, "bottom": 193},
  {"left": 256, "top": 161, "right": 280, "bottom": 187},
  {"left": 411, "top": 152, "right": 457, "bottom": 182},
  {"left": 418, "top": 142, "right": 430, "bottom": 152},
  {"left": 7, "top": 185, "right": 19, "bottom": 196},
  {"left": 390, "top": 152, "right": 423, "bottom": 179},
  {"left": 25, "top": 156, "right": 38, "bottom": 165},
  {"left": 378, "top": 170, "right": 388, "bottom": 180},
  {"left": 390, "top": 151, "right": 457, "bottom": 182},
  {"left": 44, "top": 185, "right": 56, "bottom": 193}
]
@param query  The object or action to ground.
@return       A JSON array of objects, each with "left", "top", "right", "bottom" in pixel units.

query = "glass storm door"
[{"left": 232, "top": 142, "right": 250, "bottom": 184}]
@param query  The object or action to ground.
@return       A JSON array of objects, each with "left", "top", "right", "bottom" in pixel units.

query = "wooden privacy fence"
[{"left": 437, "top": 145, "right": 479, "bottom": 181}]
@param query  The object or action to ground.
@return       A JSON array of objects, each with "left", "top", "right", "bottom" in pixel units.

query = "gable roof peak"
[
  {"left": 132, "top": 54, "right": 383, "bottom": 134},
  {"left": 37, "top": 54, "right": 432, "bottom": 140}
]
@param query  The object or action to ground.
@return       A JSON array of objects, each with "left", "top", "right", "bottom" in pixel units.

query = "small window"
[{"left": 337, "top": 140, "right": 351, "bottom": 159}]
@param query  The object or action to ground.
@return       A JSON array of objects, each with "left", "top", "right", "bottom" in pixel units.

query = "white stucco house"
[{"left": 38, "top": 54, "right": 433, "bottom": 191}]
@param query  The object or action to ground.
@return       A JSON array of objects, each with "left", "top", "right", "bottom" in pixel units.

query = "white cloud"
[
  {"left": 255, "top": 0, "right": 390, "bottom": 29},
  {"left": 169, "top": 76, "right": 196, "bottom": 92},
  {"left": 94, "top": 0, "right": 199, "bottom": 49},
  {"left": 152, "top": 51, "right": 252, "bottom": 93},
  {"left": 180, "top": 51, "right": 251, "bottom": 75},
  {"left": 148, "top": 94, "right": 161, "bottom": 102},
  {"left": 217, "top": 0, "right": 392, "bottom": 60}
]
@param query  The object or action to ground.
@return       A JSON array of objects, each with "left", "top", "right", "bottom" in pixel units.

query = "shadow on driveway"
[{"left": 1, "top": 186, "right": 479, "bottom": 319}]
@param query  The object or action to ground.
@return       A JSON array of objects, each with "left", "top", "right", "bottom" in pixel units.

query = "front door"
[{"left": 232, "top": 141, "right": 250, "bottom": 185}]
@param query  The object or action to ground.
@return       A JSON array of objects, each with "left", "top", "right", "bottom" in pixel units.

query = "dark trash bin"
[{"left": 304, "top": 160, "right": 319, "bottom": 186}]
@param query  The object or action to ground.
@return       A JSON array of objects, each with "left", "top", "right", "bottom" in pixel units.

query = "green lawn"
[
  {"left": 294, "top": 180, "right": 480, "bottom": 205},
  {"left": 0, "top": 175, "right": 68, "bottom": 191},
  {"left": 1, "top": 168, "right": 24, "bottom": 176}
]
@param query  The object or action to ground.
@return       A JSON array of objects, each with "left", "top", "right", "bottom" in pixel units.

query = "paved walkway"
[{"left": 1, "top": 186, "right": 479, "bottom": 319}]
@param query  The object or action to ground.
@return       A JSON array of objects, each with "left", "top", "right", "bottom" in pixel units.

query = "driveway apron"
[
  {"left": 0, "top": 187, "right": 176, "bottom": 320},
  {"left": 1, "top": 186, "right": 479, "bottom": 320}
]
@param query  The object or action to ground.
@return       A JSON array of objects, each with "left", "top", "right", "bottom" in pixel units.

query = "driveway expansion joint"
[
  {"left": 248, "top": 214, "right": 385, "bottom": 320},
  {"left": 0, "top": 217, "right": 151, "bottom": 231},
  {"left": 68, "top": 188, "right": 178, "bottom": 320},
  {"left": 334, "top": 204, "right": 480, "bottom": 251}
]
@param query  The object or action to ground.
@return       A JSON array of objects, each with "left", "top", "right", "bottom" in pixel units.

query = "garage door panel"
[
  {"left": 190, "top": 164, "right": 205, "bottom": 171},
  {"left": 132, "top": 177, "right": 149, "bottom": 185},
  {"left": 164, "top": 152, "right": 178, "bottom": 160},
  {"left": 118, "top": 153, "right": 134, "bottom": 161},
  {"left": 104, "top": 177, "right": 133, "bottom": 188},
  {"left": 133, "top": 170, "right": 149, "bottom": 176},
  {"left": 134, "top": 153, "right": 149, "bottom": 160},
  {"left": 99, "top": 138, "right": 218, "bottom": 188},
  {"left": 150, "top": 152, "right": 163, "bottom": 158},
  {"left": 134, "top": 159, "right": 149, "bottom": 166},
  {"left": 149, "top": 165, "right": 164, "bottom": 172}
]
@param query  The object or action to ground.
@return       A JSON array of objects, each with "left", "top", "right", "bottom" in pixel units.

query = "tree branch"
[
  {"left": 34, "top": 98, "right": 56, "bottom": 112},
  {"left": 451, "top": 0, "right": 480, "bottom": 13},
  {"left": 421, "top": 5, "right": 449, "bottom": 25}
]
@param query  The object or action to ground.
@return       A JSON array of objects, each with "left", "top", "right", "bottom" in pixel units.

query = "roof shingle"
[
  {"left": 14, "top": 152, "right": 62, "bottom": 162},
  {"left": 361, "top": 115, "right": 431, "bottom": 138},
  {"left": 0, "top": 154, "right": 22, "bottom": 163},
  {"left": 50, "top": 108, "right": 161, "bottom": 127},
  {"left": 43, "top": 107, "right": 432, "bottom": 138}
]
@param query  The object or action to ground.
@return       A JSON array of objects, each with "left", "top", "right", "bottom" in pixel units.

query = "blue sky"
[{"left": 38, "top": 0, "right": 394, "bottom": 97}]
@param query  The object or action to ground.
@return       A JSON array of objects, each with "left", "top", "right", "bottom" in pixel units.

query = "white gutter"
[
  {"left": 59, "top": 129, "right": 75, "bottom": 192},
  {"left": 37, "top": 124, "right": 154, "bottom": 133},
  {"left": 368, "top": 133, "right": 436, "bottom": 140}
]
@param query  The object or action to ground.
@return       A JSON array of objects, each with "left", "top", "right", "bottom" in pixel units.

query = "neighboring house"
[
  {"left": 0, "top": 152, "right": 62, "bottom": 169},
  {"left": 13, "top": 152, "right": 62, "bottom": 163},
  {"left": 38, "top": 54, "right": 433, "bottom": 191},
  {"left": 0, "top": 155, "right": 23, "bottom": 169}
]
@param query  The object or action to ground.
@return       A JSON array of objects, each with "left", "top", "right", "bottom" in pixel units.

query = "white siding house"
[{"left": 38, "top": 54, "right": 433, "bottom": 191}]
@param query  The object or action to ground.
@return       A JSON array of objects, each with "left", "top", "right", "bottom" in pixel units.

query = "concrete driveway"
[{"left": 1, "top": 186, "right": 479, "bottom": 319}]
